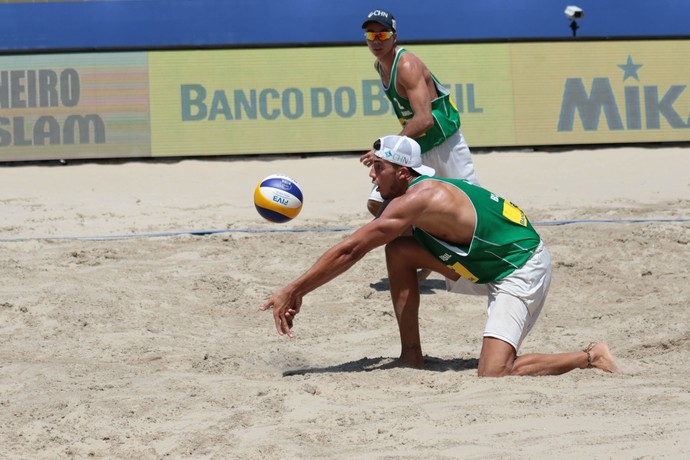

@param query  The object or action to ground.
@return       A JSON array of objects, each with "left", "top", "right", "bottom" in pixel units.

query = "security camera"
[{"left": 564, "top": 6, "right": 584, "bottom": 20}]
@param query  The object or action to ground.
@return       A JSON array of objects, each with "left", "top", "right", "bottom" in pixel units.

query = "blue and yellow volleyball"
[{"left": 253, "top": 174, "right": 304, "bottom": 223}]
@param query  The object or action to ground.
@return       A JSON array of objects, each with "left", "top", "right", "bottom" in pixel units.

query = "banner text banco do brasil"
[{"left": 180, "top": 80, "right": 483, "bottom": 121}]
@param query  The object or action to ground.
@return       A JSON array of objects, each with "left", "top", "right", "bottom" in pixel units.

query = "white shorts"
[
  {"left": 420, "top": 129, "right": 479, "bottom": 185},
  {"left": 368, "top": 129, "right": 479, "bottom": 203},
  {"left": 446, "top": 241, "right": 552, "bottom": 353}
]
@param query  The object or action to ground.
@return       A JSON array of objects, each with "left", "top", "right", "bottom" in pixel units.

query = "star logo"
[{"left": 618, "top": 55, "right": 643, "bottom": 81}]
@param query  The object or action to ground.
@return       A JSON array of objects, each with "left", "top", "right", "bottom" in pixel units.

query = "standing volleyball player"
[{"left": 359, "top": 9, "right": 480, "bottom": 217}]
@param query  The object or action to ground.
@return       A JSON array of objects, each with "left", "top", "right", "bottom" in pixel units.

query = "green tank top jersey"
[
  {"left": 410, "top": 177, "right": 542, "bottom": 284},
  {"left": 377, "top": 48, "right": 461, "bottom": 153}
]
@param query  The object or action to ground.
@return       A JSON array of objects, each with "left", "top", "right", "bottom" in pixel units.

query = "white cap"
[{"left": 373, "top": 135, "right": 435, "bottom": 176}]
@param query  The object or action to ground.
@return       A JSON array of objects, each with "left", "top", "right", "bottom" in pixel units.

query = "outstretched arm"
[
  {"left": 259, "top": 208, "right": 412, "bottom": 337},
  {"left": 259, "top": 193, "right": 421, "bottom": 337}
]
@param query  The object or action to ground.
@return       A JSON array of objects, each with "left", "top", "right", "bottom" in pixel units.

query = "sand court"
[{"left": 1, "top": 146, "right": 689, "bottom": 458}]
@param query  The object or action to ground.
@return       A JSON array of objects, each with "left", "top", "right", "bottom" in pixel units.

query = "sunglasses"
[{"left": 364, "top": 31, "right": 395, "bottom": 41}]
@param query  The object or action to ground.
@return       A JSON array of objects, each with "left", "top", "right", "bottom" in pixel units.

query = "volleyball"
[{"left": 253, "top": 174, "right": 304, "bottom": 223}]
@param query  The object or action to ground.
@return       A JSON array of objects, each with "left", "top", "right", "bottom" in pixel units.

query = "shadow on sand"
[
  {"left": 283, "top": 355, "right": 478, "bottom": 377},
  {"left": 369, "top": 277, "right": 447, "bottom": 294}
]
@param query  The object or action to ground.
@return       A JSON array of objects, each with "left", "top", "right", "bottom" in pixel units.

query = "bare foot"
[
  {"left": 417, "top": 269, "right": 432, "bottom": 281},
  {"left": 588, "top": 342, "right": 622, "bottom": 373}
]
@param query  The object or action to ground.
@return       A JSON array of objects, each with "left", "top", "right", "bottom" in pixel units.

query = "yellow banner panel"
[
  {"left": 149, "top": 48, "right": 394, "bottom": 156},
  {"left": 0, "top": 53, "right": 150, "bottom": 162},
  {"left": 148, "top": 45, "right": 512, "bottom": 157},
  {"left": 510, "top": 41, "right": 690, "bottom": 145}
]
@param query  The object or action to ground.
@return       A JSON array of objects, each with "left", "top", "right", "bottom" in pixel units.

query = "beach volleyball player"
[
  {"left": 260, "top": 135, "right": 620, "bottom": 377},
  {"left": 359, "top": 9, "right": 480, "bottom": 217}
]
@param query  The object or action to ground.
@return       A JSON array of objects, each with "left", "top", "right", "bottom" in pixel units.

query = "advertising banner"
[
  {"left": 146, "top": 45, "right": 514, "bottom": 156},
  {"left": 510, "top": 41, "right": 690, "bottom": 145},
  {"left": 0, "top": 53, "right": 150, "bottom": 162},
  {"left": 148, "top": 41, "right": 690, "bottom": 157},
  {"left": 1, "top": 40, "right": 688, "bottom": 162},
  {"left": 148, "top": 48, "right": 400, "bottom": 157}
]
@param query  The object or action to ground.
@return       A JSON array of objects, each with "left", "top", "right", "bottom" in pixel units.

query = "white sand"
[{"left": 1, "top": 146, "right": 689, "bottom": 458}]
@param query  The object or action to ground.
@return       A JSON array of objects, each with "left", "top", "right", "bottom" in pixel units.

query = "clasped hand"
[{"left": 259, "top": 288, "right": 302, "bottom": 338}]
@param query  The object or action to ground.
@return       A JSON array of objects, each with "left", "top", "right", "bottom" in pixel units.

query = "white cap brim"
[{"left": 412, "top": 164, "right": 435, "bottom": 176}]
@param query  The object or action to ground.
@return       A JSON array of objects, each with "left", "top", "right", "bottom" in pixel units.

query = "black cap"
[{"left": 361, "top": 9, "right": 396, "bottom": 32}]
